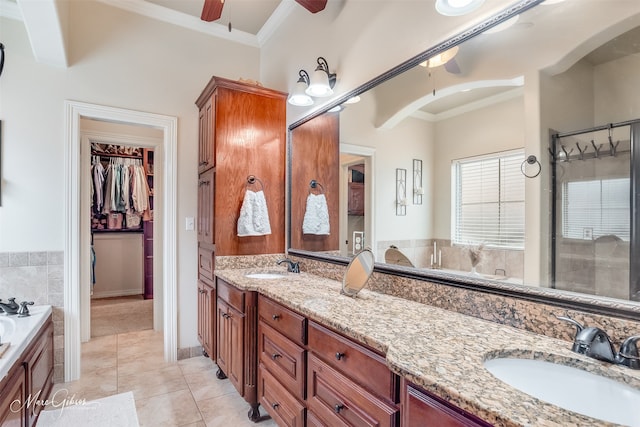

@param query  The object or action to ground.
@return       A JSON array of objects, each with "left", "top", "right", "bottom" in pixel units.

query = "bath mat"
[{"left": 37, "top": 391, "right": 139, "bottom": 427}]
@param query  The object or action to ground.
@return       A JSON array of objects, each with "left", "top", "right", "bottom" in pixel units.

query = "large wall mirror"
[{"left": 288, "top": 0, "right": 640, "bottom": 319}]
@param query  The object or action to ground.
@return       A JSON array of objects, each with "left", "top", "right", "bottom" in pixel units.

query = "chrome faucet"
[
  {"left": 557, "top": 314, "right": 640, "bottom": 369},
  {"left": 0, "top": 298, "right": 19, "bottom": 315},
  {"left": 277, "top": 258, "right": 300, "bottom": 273}
]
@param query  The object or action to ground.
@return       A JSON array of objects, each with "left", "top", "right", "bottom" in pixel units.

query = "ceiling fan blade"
[
  {"left": 201, "top": 0, "right": 224, "bottom": 22},
  {"left": 294, "top": 0, "right": 327, "bottom": 13},
  {"left": 444, "top": 58, "right": 461, "bottom": 74}
]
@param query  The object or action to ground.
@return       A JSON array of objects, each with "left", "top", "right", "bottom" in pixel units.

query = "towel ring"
[
  {"left": 521, "top": 155, "right": 541, "bottom": 178},
  {"left": 246, "top": 175, "right": 265, "bottom": 191},
  {"left": 309, "top": 179, "right": 325, "bottom": 194}
]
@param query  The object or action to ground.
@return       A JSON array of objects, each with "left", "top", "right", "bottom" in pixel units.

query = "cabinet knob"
[
  {"left": 335, "top": 352, "right": 345, "bottom": 361},
  {"left": 272, "top": 314, "right": 281, "bottom": 321},
  {"left": 334, "top": 404, "right": 344, "bottom": 414},
  {"left": 272, "top": 403, "right": 280, "bottom": 410},
  {"left": 271, "top": 353, "right": 281, "bottom": 360}
]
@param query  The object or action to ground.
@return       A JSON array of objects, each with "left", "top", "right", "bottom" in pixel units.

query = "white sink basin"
[
  {"left": 245, "top": 273, "right": 285, "bottom": 280},
  {"left": 484, "top": 358, "right": 640, "bottom": 426},
  {"left": 0, "top": 317, "right": 16, "bottom": 343}
]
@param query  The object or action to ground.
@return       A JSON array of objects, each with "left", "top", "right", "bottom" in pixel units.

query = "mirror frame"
[{"left": 287, "top": 0, "right": 640, "bottom": 322}]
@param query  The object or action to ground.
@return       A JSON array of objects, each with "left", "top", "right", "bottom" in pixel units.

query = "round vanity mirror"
[{"left": 341, "top": 248, "right": 375, "bottom": 297}]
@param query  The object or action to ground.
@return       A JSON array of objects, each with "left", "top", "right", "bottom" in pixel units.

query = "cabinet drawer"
[
  {"left": 217, "top": 279, "right": 245, "bottom": 313},
  {"left": 308, "top": 321, "right": 396, "bottom": 403},
  {"left": 198, "top": 246, "right": 215, "bottom": 283},
  {"left": 307, "top": 354, "right": 398, "bottom": 427},
  {"left": 259, "top": 364, "right": 305, "bottom": 427},
  {"left": 259, "top": 295, "right": 306, "bottom": 345},
  {"left": 259, "top": 321, "right": 306, "bottom": 400}
]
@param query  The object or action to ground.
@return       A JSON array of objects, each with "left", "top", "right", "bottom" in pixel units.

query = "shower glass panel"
[{"left": 552, "top": 123, "right": 638, "bottom": 301}]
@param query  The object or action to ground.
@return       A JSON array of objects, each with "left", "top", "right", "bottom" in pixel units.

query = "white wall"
[
  {"left": 594, "top": 52, "right": 640, "bottom": 124},
  {"left": 0, "top": 1, "right": 260, "bottom": 349},
  {"left": 92, "top": 233, "right": 144, "bottom": 298}
]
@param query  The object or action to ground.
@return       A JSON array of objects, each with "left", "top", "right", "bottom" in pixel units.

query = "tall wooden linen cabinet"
[{"left": 195, "top": 76, "right": 287, "bottom": 418}]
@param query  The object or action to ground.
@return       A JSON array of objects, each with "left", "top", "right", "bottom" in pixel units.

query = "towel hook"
[
  {"left": 246, "top": 175, "right": 265, "bottom": 191},
  {"left": 309, "top": 179, "right": 325, "bottom": 194},
  {"left": 521, "top": 155, "right": 541, "bottom": 178}
]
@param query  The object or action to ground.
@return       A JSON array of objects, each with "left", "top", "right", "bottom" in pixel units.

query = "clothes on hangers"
[{"left": 91, "top": 154, "right": 150, "bottom": 217}]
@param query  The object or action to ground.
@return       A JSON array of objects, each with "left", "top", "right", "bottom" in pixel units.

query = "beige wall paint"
[{"left": 0, "top": 1, "right": 260, "bottom": 349}]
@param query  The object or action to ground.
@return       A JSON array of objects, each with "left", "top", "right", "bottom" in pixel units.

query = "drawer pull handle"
[
  {"left": 272, "top": 314, "right": 281, "bottom": 321},
  {"left": 272, "top": 403, "right": 280, "bottom": 410},
  {"left": 335, "top": 352, "right": 345, "bottom": 361},
  {"left": 271, "top": 353, "right": 281, "bottom": 360},
  {"left": 334, "top": 404, "right": 345, "bottom": 414}
]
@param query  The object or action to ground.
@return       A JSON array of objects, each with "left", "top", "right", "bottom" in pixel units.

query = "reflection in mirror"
[
  {"left": 289, "top": 0, "right": 640, "bottom": 306},
  {"left": 341, "top": 248, "right": 375, "bottom": 297}
]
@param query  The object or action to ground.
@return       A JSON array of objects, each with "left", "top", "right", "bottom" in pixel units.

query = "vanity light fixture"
[
  {"left": 288, "top": 70, "right": 314, "bottom": 106},
  {"left": 435, "top": 0, "right": 484, "bottom": 16},
  {"left": 305, "top": 57, "right": 337, "bottom": 97}
]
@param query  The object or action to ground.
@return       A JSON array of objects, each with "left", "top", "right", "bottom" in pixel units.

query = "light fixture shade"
[
  {"left": 306, "top": 68, "right": 333, "bottom": 97},
  {"left": 435, "top": 0, "right": 484, "bottom": 16},
  {"left": 423, "top": 46, "right": 459, "bottom": 68},
  {"left": 288, "top": 80, "right": 314, "bottom": 106}
]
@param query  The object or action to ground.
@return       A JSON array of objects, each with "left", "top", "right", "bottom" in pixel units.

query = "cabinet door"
[
  {"left": 227, "top": 304, "right": 245, "bottom": 396},
  {"left": 26, "top": 323, "right": 53, "bottom": 425},
  {"left": 403, "top": 383, "right": 490, "bottom": 427},
  {"left": 197, "top": 168, "right": 215, "bottom": 245},
  {"left": 197, "top": 281, "right": 215, "bottom": 359},
  {"left": 0, "top": 365, "right": 26, "bottom": 427},
  {"left": 348, "top": 182, "right": 365, "bottom": 216},
  {"left": 216, "top": 298, "right": 230, "bottom": 377},
  {"left": 198, "top": 95, "right": 215, "bottom": 173}
]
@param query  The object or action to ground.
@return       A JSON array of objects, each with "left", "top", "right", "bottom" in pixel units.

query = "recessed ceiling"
[{"left": 584, "top": 25, "right": 640, "bottom": 66}]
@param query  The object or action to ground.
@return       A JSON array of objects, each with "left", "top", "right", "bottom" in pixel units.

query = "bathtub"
[{"left": 0, "top": 305, "right": 52, "bottom": 382}]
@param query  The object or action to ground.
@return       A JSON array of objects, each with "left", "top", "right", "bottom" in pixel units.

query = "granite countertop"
[{"left": 215, "top": 268, "right": 640, "bottom": 427}]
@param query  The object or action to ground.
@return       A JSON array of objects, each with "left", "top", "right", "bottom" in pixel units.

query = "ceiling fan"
[{"left": 201, "top": 0, "right": 327, "bottom": 22}]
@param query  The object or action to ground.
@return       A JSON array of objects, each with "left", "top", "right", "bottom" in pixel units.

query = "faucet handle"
[
  {"left": 617, "top": 335, "right": 640, "bottom": 369},
  {"left": 555, "top": 314, "right": 584, "bottom": 338},
  {"left": 17, "top": 301, "right": 34, "bottom": 317}
]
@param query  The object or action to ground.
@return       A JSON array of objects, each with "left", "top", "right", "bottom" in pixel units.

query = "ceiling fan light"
[
  {"left": 483, "top": 14, "right": 519, "bottom": 34},
  {"left": 435, "top": 0, "right": 484, "bottom": 16},
  {"left": 426, "top": 46, "right": 459, "bottom": 68}
]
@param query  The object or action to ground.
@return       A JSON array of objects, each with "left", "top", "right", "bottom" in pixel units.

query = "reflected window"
[
  {"left": 452, "top": 150, "right": 525, "bottom": 249},
  {"left": 562, "top": 178, "right": 630, "bottom": 241}
]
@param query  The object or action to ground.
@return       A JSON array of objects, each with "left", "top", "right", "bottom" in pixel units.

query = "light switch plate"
[{"left": 185, "top": 217, "right": 195, "bottom": 231}]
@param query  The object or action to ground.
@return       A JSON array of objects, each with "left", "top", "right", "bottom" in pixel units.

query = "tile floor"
[
  {"left": 47, "top": 329, "right": 278, "bottom": 427},
  {"left": 90, "top": 296, "right": 154, "bottom": 337}
]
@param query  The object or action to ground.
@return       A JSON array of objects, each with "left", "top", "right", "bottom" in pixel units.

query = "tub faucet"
[
  {"left": 0, "top": 298, "right": 19, "bottom": 315},
  {"left": 277, "top": 258, "right": 300, "bottom": 273}
]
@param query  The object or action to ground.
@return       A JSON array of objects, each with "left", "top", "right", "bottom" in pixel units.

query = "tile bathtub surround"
[
  {"left": 293, "top": 256, "right": 640, "bottom": 347},
  {"left": 0, "top": 250, "right": 65, "bottom": 382}
]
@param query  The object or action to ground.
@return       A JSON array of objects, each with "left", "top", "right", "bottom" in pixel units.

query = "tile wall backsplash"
[
  {"left": 0, "top": 251, "right": 65, "bottom": 382},
  {"left": 294, "top": 256, "right": 640, "bottom": 347}
]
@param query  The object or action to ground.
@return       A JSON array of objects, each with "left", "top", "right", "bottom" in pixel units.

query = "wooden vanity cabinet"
[
  {"left": 402, "top": 381, "right": 491, "bottom": 427},
  {"left": 306, "top": 321, "right": 399, "bottom": 427},
  {"left": 0, "top": 315, "right": 53, "bottom": 427},
  {"left": 257, "top": 295, "right": 308, "bottom": 426},
  {"left": 216, "top": 278, "right": 260, "bottom": 420},
  {"left": 0, "top": 365, "right": 26, "bottom": 427},
  {"left": 197, "top": 280, "right": 216, "bottom": 358}
]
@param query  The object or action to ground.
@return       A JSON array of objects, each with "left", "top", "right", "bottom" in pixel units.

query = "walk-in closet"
[{"left": 89, "top": 141, "right": 155, "bottom": 337}]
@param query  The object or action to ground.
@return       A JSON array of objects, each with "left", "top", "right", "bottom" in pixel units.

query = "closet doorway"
[
  {"left": 65, "top": 100, "right": 177, "bottom": 382},
  {"left": 84, "top": 127, "right": 158, "bottom": 338}
]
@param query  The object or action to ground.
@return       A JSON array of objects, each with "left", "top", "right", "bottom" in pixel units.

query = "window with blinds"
[
  {"left": 562, "top": 178, "right": 630, "bottom": 241},
  {"left": 452, "top": 150, "right": 525, "bottom": 249}
]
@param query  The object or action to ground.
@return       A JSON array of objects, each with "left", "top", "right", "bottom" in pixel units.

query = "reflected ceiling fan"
[{"left": 201, "top": 0, "right": 327, "bottom": 22}]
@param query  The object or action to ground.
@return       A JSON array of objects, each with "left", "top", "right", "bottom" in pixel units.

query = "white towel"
[
  {"left": 302, "top": 193, "right": 330, "bottom": 235},
  {"left": 237, "top": 190, "right": 272, "bottom": 237}
]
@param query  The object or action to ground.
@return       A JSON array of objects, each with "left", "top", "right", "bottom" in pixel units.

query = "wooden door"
[
  {"left": 197, "top": 281, "right": 215, "bottom": 358},
  {"left": 216, "top": 298, "right": 230, "bottom": 376},
  {"left": 0, "top": 365, "right": 26, "bottom": 427},
  {"left": 228, "top": 304, "right": 245, "bottom": 396}
]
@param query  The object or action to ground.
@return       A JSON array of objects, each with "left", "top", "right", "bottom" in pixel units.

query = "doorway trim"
[{"left": 64, "top": 100, "right": 177, "bottom": 381}]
